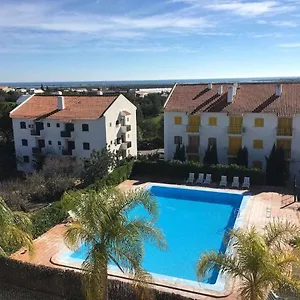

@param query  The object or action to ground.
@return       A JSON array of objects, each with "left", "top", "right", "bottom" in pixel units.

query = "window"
[
  {"left": 56, "top": 123, "right": 60, "bottom": 128},
  {"left": 188, "top": 115, "right": 200, "bottom": 126},
  {"left": 20, "top": 122, "right": 26, "bottom": 129},
  {"left": 83, "top": 142, "right": 90, "bottom": 150},
  {"left": 174, "top": 136, "right": 182, "bottom": 145},
  {"left": 48, "top": 141, "right": 52, "bottom": 145},
  {"left": 228, "top": 137, "right": 242, "bottom": 155},
  {"left": 252, "top": 160, "right": 262, "bottom": 170},
  {"left": 253, "top": 139, "right": 263, "bottom": 149},
  {"left": 209, "top": 117, "right": 217, "bottom": 126},
  {"left": 109, "top": 122, "right": 112, "bottom": 127},
  {"left": 110, "top": 140, "right": 113, "bottom": 145},
  {"left": 47, "top": 123, "right": 50, "bottom": 128},
  {"left": 23, "top": 156, "right": 29, "bottom": 163},
  {"left": 127, "top": 134, "right": 130, "bottom": 138},
  {"left": 82, "top": 124, "right": 89, "bottom": 131},
  {"left": 208, "top": 137, "right": 217, "bottom": 147},
  {"left": 58, "top": 141, "right": 61, "bottom": 146},
  {"left": 254, "top": 118, "right": 264, "bottom": 127},
  {"left": 127, "top": 117, "right": 129, "bottom": 122},
  {"left": 21, "top": 139, "right": 28, "bottom": 146},
  {"left": 174, "top": 116, "right": 182, "bottom": 125}
]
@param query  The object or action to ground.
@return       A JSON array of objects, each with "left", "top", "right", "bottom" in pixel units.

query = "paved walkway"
[{"left": 11, "top": 181, "right": 300, "bottom": 300}]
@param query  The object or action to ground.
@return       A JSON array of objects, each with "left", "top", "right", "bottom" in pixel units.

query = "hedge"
[
  {"left": 30, "top": 201, "right": 68, "bottom": 239},
  {"left": 131, "top": 160, "right": 266, "bottom": 185},
  {"left": 89, "top": 160, "right": 134, "bottom": 191},
  {"left": 0, "top": 257, "right": 193, "bottom": 300}
]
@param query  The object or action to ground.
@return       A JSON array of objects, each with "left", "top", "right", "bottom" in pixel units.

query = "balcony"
[
  {"left": 284, "top": 150, "right": 291, "bottom": 160},
  {"left": 62, "top": 149, "right": 72, "bottom": 156},
  {"left": 277, "top": 128, "right": 293, "bottom": 136},
  {"left": 30, "top": 130, "right": 41, "bottom": 136},
  {"left": 61, "top": 131, "right": 72, "bottom": 138},
  {"left": 186, "top": 126, "right": 199, "bottom": 133},
  {"left": 227, "top": 126, "right": 243, "bottom": 135},
  {"left": 120, "top": 141, "right": 132, "bottom": 150},
  {"left": 186, "top": 145, "right": 199, "bottom": 154},
  {"left": 32, "top": 147, "right": 41, "bottom": 154}
]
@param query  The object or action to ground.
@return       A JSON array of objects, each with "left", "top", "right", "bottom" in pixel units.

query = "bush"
[
  {"left": 131, "top": 160, "right": 265, "bottom": 185},
  {"left": 89, "top": 160, "right": 134, "bottom": 191},
  {"left": 31, "top": 202, "right": 68, "bottom": 238}
]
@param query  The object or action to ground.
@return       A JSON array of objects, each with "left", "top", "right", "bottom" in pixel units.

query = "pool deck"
[{"left": 11, "top": 180, "right": 300, "bottom": 300}]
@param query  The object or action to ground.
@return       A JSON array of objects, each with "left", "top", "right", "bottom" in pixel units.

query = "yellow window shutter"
[
  {"left": 253, "top": 140, "right": 263, "bottom": 149},
  {"left": 254, "top": 118, "right": 264, "bottom": 127},
  {"left": 209, "top": 117, "right": 217, "bottom": 126},
  {"left": 174, "top": 116, "right": 182, "bottom": 125}
]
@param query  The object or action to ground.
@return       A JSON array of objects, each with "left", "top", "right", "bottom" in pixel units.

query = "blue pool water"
[{"left": 70, "top": 184, "right": 246, "bottom": 285}]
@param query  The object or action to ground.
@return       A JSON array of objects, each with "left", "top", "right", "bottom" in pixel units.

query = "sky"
[{"left": 1, "top": 0, "right": 300, "bottom": 82}]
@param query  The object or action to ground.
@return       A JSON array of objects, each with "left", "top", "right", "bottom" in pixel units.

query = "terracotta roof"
[
  {"left": 164, "top": 82, "right": 300, "bottom": 116},
  {"left": 10, "top": 95, "right": 118, "bottom": 120}
]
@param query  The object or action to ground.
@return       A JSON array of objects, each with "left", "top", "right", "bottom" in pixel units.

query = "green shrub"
[
  {"left": 131, "top": 160, "right": 265, "bottom": 185},
  {"left": 31, "top": 202, "right": 68, "bottom": 238}
]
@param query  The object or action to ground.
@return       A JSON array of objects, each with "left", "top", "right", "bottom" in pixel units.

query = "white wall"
[
  {"left": 104, "top": 94, "right": 137, "bottom": 157},
  {"left": 11, "top": 94, "right": 137, "bottom": 173},
  {"left": 164, "top": 111, "right": 299, "bottom": 175},
  {"left": 291, "top": 114, "right": 300, "bottom": 181}
]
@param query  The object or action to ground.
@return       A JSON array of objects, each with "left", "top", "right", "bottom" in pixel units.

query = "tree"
[
  {"left": 63, "top": 187, "right": 167, "bottom": 300},
  {"left": 0, "top": 197, "right": 33, "bottom": 256},
  {"left": 173, "top": 144, "right": 185, "bottom": 162},
  {"left": 203, "top": 144, "right": 218, "bottom": 165},
  {"left": 203, "top": 145, "right": 212, "bottom": 165},
  {"left": 266, "top": 144, "right": 286, "bottom": 186},
  {"left": 197, "top": 221, "right": 300, "bottom": 300},
  {"left": 83, "top": 148, "right": 117, "bottom": 185},
  {"left": 237, "top": 147, "right": 248, "bottom": 167}
]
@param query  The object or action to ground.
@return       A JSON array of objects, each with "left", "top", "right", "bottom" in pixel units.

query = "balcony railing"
[
  {"left": 186, "top": 125, "right": 199, "bottom": 133},
  {"left": 186, "top": 145, "right": 199, "bottom": 154},
  {"left": 30, "top": 130, "right": 41, "bottom": 136},
  {"left": 284, "top": 150, "right": 291, "bottom": 160},
  {"left": 227, "top": 148, "right": 239, "bottom": 156},
  {"left": 277, "top": 128, "right": 293, "bottom": 136},
  {"left": 61, "top": 131, "right": 72, "bottom": 138},
  {"left": 32, "top": 147, "right": 41, "bottom": 154},
  {"left": 227, "top": 126, "right": 243, "bottom": 135}
]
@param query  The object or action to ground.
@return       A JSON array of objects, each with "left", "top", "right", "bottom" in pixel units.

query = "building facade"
[
  {"left": 10, "top": 94, "right": 137, "bottom": 173},
  {"left": 164, "top": 82, "right": 300, "bottom": 179}
]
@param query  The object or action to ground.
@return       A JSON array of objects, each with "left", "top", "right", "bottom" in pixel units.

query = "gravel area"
[{"left": 0, "top": 282, "right": 65, "bottom": 300}]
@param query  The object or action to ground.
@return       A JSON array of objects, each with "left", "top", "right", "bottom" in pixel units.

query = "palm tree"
[
  {"left": 197, "top": 221, "right": 300, "bottom": 300},
  {"left": 63, "top": 187, "right": 167, "bottom": 300},
  {"left": 0, "top": 197, "right": 33, "bottom": 257}
]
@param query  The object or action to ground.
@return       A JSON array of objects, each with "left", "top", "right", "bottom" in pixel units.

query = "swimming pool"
[{"left": 53, "top": 183, "right": 249, "bottom": 293}]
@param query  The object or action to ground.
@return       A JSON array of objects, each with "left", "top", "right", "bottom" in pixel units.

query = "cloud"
[
  {"left": 250, "top": 32, "right": 284, "bottom": 38},
  {"left": 258, "top": 20, "right": 298, "bottom": 27},
  {"left": 278, "top": 42, "right": 300, "bottom": 47},
  {"left": 205, "top": 1, "right": 296, "bottom": 17}
]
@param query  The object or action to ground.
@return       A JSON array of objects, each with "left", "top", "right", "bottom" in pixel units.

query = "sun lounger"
[
  {"left": 219, "top": 176, "right": 227, "bottom": 187},
  {"left": 232, "top": 176, "right": 240, "bottom": 188},
  {"left": 195, "top": 173, "right": 204, "bottom": 185},
  {"left": 186, "top": 173, "right": 195, "bottom": 184},
  {"left": 242, "top": 177, "right": 250, "bottom": 189},
  {"left": 203, "top": 174, "right": 212, "bottom": 185}
]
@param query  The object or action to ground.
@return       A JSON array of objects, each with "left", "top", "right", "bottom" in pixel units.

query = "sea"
[{"left": 1, "top": 77, "right": 300, "bottom": 88}]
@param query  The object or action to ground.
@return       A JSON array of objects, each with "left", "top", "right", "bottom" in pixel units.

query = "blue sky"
[{"left": 1, "top": 0, "right": 300, "bottom": 82}]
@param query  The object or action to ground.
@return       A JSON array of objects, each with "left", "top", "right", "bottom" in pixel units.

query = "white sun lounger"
[
  {"left": 186, "top": 173, "right": 195, "bottom": 184},
  {"left": 242, "top": 177, "right": 250, "bottom": 189},
  {"left": 203, "top": 174, "right": 212, "bottom": 185},
  {"left": 232, "top": 176, "right": 240, "bottom": 188},
  {"left": 219, "top": 176, "right": 227, "bottom": 187},
  {"left": 195, "top": 173, "right": 204, "bottom": 185}
]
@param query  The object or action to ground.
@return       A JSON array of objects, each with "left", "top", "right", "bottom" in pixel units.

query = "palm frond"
[{"left": 64, "top": 222, "right": 92, "bottom": 251}]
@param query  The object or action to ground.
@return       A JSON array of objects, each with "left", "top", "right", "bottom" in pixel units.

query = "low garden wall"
[
  {"left": 0, "top": 257, "right": 193, "bottom": 300},
  {"left": 131, "top": 160, "right": 266, "bottom": 185}
]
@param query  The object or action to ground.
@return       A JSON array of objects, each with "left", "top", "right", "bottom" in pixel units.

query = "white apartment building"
[
  {"left": 10, "top": 94, "right": 137, "bottom": 173},
  {"left": 164, "top": 82, "right": 300, "bottom": 179}
]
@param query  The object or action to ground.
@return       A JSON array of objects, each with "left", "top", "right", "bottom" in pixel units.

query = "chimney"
[
  {"left": 233, "top": 83, "right": 238, "bottom": 96},
  {"left": 227, "top": 87, "right": 234, "bottom": 103},
  {"left": 57, "top": 96, "right": 65, "bottom": 110},
  {"left": 208, "top": 83, "right": 213, "bottom": 90},
  {"left": 57, "top": 91, "right": 62, "bottom": 96},
  {"left": 97, "top": 90, "right": 103, "bottom": 96},
  {"left": 218, "top": 85, "right": 223, "bottom": 95},
  {"left": 276, "top": 84, "right": 282, "bottom": 96}
]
